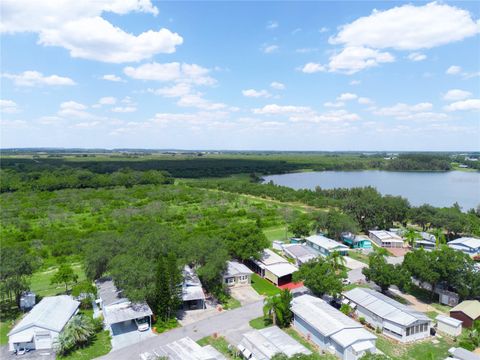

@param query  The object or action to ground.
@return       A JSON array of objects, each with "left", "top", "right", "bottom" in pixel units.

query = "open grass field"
[
  {"left": 30, "top": 262, "right": 87, "bottom": 297},
  {"left": 250, "top": 274, "right": 281, "bottom": 297},
  {"left": 263, "top": 225, "right": 291, "bottom": 242}
]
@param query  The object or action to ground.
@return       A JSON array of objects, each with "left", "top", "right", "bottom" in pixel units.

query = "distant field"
[{"left": 30, "top": 263, "right": 86, "bottom": 297}]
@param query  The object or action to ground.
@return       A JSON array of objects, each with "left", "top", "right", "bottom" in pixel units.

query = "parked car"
[
  {"left": 342, "top": 279, "right": 351, "bottom": 285},
  {"left": 135, "top": 317, "right": 150, "bottom": 331}
]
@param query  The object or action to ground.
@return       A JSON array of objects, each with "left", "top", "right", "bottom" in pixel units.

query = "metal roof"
[
  {"left": 9, "top": 296, "right": 79, "bottom": 336},
  {"left": 448, "top": 237, "right": 480, "bottom": 250},
  {"left": 182, "top": 265, "right": 206, "bottom": 302},
  {"left": 368, "top": 230, "right": 403, "bottom": 242},
  {"left": 448, "top": 347, "right": 480, "bottom": 360},
  {"left": 239, "top": 326, "right": 311, "bottom": 359},
  {"left": 291, "top": 295, "right": 363, "bottom": 337},
  {"left": 259, "top": 249, "right": 289, "bottom": 266},
  {"left": 282, "top": 244, "right": 318, "bottom": 263},
  {"left": 156, "top": 337, "right": 227, "bottom": 360},
  {"left": 436, "top": 315, "right": 463, "bottom": 327},
  {"left": 305, "top": 235, "right": 350, "bottom": 251},
  {"left": 343, "top": 288, "right": 430, "bottom": 326},
  {"left": 330, "top": 328, "right": 377, "bottom": 348},
  {"left": 96, "top": 278, "right": 127, "bottom": 307},
  {"left": 451, "top": 300, "right": 480, "bottom": 320},
  {"left": 103, "top": 301, "right": 152, "bottom": 326},
  {"left": 266, "top": 262, "right": 298, "bottom": 278},
  {"left": 224, "top": 261, "right": 253, "bottom": 278}
]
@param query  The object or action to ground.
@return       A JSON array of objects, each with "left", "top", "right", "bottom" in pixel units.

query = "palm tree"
[
  {"left": 431, "top": 228, "right": 446, "bottom": 248},
  {"left": 404, "top": 228, "right": 420, "bottom": 248},
  {"left": 55, "top": 314, "right": 95, "bottom": 355},
  {"left": 263, "top": 290, "right": 293, "bottom": 328},
  {"left": 327, "top": 251, "right": 346, "bottom": 272}
]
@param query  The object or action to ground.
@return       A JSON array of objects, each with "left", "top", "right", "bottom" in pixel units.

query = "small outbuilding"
[
  {"left": 154, "top": 336, "right": 227, "bottom": 359},
  {"left": 450, "top": 300, "right": 480, "bottom": 328},
  {"left": 436, "top": 315, "right": 462, "bottom": 337},
  {"left": 8, "top": 295, "right": 80, "bottom": 352},
  {"left": 223, "top": 261, "right": 253, "bottom": 287},
  {"left": 238, "top": 325, "right": 311, "bottom": 359}
]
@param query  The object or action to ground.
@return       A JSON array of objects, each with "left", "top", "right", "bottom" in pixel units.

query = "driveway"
[
  {"left": 110, "top": 321, "right": 155, "bottom": 351},
  {"left": 348, "top": 268, "right": 366, "bottom": 283},
  {"left": 0, "top": 346, "right": 55, "bottom": 360},
  {"left": 229, "top": 285, "right": 263, "bottom": 305},
  {"left": 344, "top": 257, "right": 367, "bottom": 270},
  {"left": 98, "top": 300, "right": 263, "bottom": 360}
]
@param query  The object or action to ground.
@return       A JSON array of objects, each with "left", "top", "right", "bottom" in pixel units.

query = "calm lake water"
[{"left": 263, "top": 170, "right": 480, "bottom": 210}]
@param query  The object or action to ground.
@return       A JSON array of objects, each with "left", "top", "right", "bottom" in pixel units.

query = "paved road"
[{"left": 97, "top": 300, "right": 263, "bottom": 360}]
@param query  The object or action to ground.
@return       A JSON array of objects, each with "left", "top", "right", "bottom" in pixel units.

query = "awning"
[
  {"left": 352, "top": 340, "right": 374, "bottom": 353},
  {"left": 12, "top": 333, "right": 34, "bottom": 343}
]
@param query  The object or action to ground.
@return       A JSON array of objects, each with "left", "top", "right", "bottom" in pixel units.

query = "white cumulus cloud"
[
  {"left": 2, "top": 70, "right": 75, "bottom": 87},
  {"left": 102, "top": 74, "right": 124, "bottom": 82},
  {"left": 242, "top": 89, "right": 272, "bottom": 98},
  {"left": 124, "top": 62, "right": 215, "bottom": 85},
  {"left": 443, "top": 89, "right": 472, "bottom": 102},
  {"left": 328, "top": 46, "right": 394, "bottom": 74},
  {"left": 0, "top": 99, "right": 20, "bottom": 113},
  {"left": 445, "top": 99, "right": 480, "bottom": 111},
  {"left": 270, "top": 82, "right": 285, "bottom": 90},
  {"left": 337, "top": 93, "right": 358, "bottom": 101},
  {"left": 446, "top": 65, "right": 462, "bottom": 75},
  {"left": 253, "top": 104, "right": 312, "bottom": 115},
  {"left": 407, "top": 53, "right": 427, "bottom": 62},
  {"left": 300, "top": 62, "right": 326, "bottom": 73}
]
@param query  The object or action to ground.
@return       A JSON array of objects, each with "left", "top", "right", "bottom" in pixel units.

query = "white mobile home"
[
  {"left": 291, "top": 295, "right": 377, "bottom": 360},
  {"left": 238, "top": 326, "right": 311, "bottom": 359},
  {"left": 8, "top": 296, "right": 80, "bottom": 352},
  {"left": 305, "top": 235, "right": 350, "bottom": 256},
  {"left": 282, "top": 243, "right": 318, "bottom": 266},
  {"left": 448, "top": 237, "right": 480, "bottom": 257},
  {"left": 223, "top": 261, "right": 253, "bottom": 287},
  {"left": 436, "top": 315, "right": 462, "bottom": 337},
  {"left": 368, "top": 230, "right": 404, "bottom": 248},
  {"left": 344, "top": 288, "right": 431, "bottom": 343}
]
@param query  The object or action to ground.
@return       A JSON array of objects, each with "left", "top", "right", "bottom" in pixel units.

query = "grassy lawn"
[
  {"left": 249, "top": 316, "right": 272, "bottom": 329},
  {"left": 426, "top": 311, "right": 439, "bottom": 320},
  {"left": 430, "top": 303, "right": 452, "bottom": 314},
  {"left": 375, "top": 332, "right": 454, "bottom": 360},
  {"left": 223, "top": 297, "right": 241, "bottom": 310},
  {"left": 263, "top": 225, "right": 291, "bottom": 242},
  {"left": 197, "top": 336, "right": 240, "bottom": 359},
  {"left": 251, "top": 273, "right": 281, "bottom": 296},
  {"left": 348, "top": 250, "right": 370, "bottom": 264},
  {"left": 0, "top": 321, "right": 13, "bottom": 345},
  {"left": 30, "top": 262, "right": 86, "bottom": 297},
  {"left": 58, "top": 330, "right": 111, "bottom": 360},
  {"left": 0, "top": 300, "right": 22, "bottom": 345},
  {"left": 152, "top": 318, "right": 179, "bottom": 334}
]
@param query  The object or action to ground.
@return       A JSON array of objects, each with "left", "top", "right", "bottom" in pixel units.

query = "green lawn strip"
[
  {"left": 375, "top": 331, "right": 454, "bottom": 360},
  {"left": 58, "top": 330, "right": 111, "bottom": 360},
  {"left": 430, "top": 303, "right": 452, "bottom": 314},
  {"left": 30, "top": 262, "right": 86, "bottom": 297},
  {"left": 284, "top": 327, "right": 337, "bottom": 359},
  {"left": 197, "top": 336, "right": 240, "bottom": 359},
  {"left": 426, "top": 311, "right": 439, "bottom": 320},
  {"left": 152, "top": 318, "right": 179, "bottom": 334},
  {"left": 250, "top": 274, "right": 281, "bottom": 296},
  {"left": 249, "top": 316, "right": 272, "bottom": 330},
  {"left": 0, "top": 321, "right": 13, "bottom": 345},
  {"left": 347, "top": 250, "right": 370, "bottom": 264},
  {"left": 223, "top": 297, "right": 241, "bottom": 310}
]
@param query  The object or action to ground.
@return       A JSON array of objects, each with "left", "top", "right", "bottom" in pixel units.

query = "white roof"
[
  {"left": 448, "top": 237, "right": 480, "bottom": 250},
  {"left": 239, "top": 326, "right": 311, "bottom": 359},
  {"left": 182, "top": 265, "right": 206, "bottom": 302},
  {"left": 103, "top": 301, "right": 152, "bottom": 326},
  {"left": 436, "top": 315, "right": 462, "bottom": 327},
  {"left": 448, "top": 347, "right": 480, "bottom": 360},
  {"left": 266, "top": 262, "right": 298, "bottom": 278},
  {"left": 156, "top": 337, "right": 226, "bottom": 360},
  {"left": 259, "top": 249, "right": 289, "bottom": 266},
  {"left": 9, "top": 296, "right": 79, "bottom": 336},
  {"left": 282, "top": 244, "right": 318, "bottom": 263},
  {"left": 344, "top": 288, "right": 430, "bottom": 327},
  {"left": 224, "top": 261, "right": 253, "bottom": 278},
  {"left": 292, "top": 295, "right": 363, "bottom": 337},
  {"left": 351, "top": 340, "right": 375, "bottom": 353},
  {"left": 305, "top": 235, "right": 350, "bottom": 251},
  {"left": 369, "top": 230, "right": 403, "bottom": 242}
]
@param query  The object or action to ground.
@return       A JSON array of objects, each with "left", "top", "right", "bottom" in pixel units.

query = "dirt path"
[{"left": 390, "top": 288, "right": 445, "bottom": 314}]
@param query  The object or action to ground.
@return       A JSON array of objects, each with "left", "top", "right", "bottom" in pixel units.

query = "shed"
[
  {"left": 436, "top": 315, "right": 462, "bottom": 337},
  {"left": 8, "top": 295, "right": 80, "bottom": 352},
  {"left": 19, "top": 292, "right": 36, "bottom": 311},
  {"left": 450, "top": 300, "right": 480, "bottom": 328}
]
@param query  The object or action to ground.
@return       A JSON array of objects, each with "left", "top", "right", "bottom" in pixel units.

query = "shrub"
[{"left": 359, "top": 316, "right": 366, "bottom": 325}]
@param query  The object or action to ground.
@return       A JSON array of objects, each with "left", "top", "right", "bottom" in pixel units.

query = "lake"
[{"left": 263, "top": 170, "right": 480, "bottom": 210}]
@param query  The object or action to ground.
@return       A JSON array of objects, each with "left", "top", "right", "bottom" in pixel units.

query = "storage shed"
[
  {"left": 450, "top": 300, "right": 480, "bottom": 328},
  {"left": 436, "top": 315, "right": 462, "bottom": 337}
]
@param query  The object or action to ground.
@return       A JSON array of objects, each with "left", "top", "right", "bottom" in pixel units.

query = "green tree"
[
  {"left": 263, "top": 289, "right": 293, "bottom": 328},
  {"left": 430, "top": 228, "right": 446, "bottom": 248},
  {"left": 50, "top": 263, "right": 79, "bottom": 292},
  {"left": 293, "top": 258, "right": 345, "bottom": 298},
  {"left": 404, "top": 228, "right": 421, "bottom": 247},
  {"left": 0, "top": 245, "right": 34, "bottom": 306},
  {"left": 325, "top": 210, "right": 359, "bottom": 240},
  {"left": 326, "top": 251, "right": 346, "bottom": 272},
  {"left": 288, "top": 214, "right": 311, "bottom": 238},
  {"left": 222, "top": 222, "right": 270, "bottom": 260},
  {"left": 362, "top": 253, "right": 396, "bottom": 293}
]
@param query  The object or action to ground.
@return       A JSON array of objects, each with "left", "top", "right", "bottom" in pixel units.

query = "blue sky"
[{"left": 1, "top": 0, "right": 479, "bottom": 151}]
